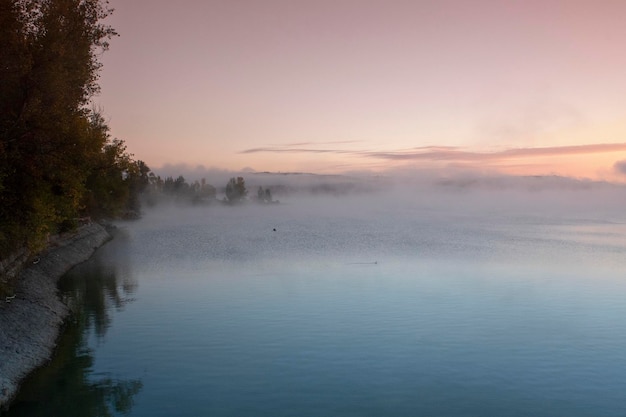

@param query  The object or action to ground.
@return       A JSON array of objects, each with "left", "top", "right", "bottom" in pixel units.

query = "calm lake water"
[{"left": 5, "top": 192, "right": 626, "bottom": 416}]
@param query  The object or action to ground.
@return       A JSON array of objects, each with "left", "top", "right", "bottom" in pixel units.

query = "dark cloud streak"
[
  {"left": 279, "top": 140, "right": 363, "bottom": 147},
  {"left": 240, "top": 142, "right": 626, "bottom": 162},
  {"left": 239, "top": 147, "right": 356, "bottom": 155}
]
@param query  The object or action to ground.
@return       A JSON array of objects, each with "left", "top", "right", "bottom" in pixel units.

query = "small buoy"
[{"left": 273, "top": 228, "right": 276, "bottom": 232}]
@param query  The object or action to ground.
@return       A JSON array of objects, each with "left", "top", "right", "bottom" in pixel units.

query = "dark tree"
[
  {"left": 225, "top": 177, "right": 247, "bottom": 203},
  {"left": 255, "top": 186, "right": 273, "bottom": 203},
  {"left": 0, "top": 1, "right": 149, "bottom": 258}
]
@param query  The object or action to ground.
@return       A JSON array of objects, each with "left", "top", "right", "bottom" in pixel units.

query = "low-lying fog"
[
  {"left": 134, "top": 172, "right": 626, "bottom": 272},
  {"left": 145, "top": 170, "right": 626, "bottom": 227}
]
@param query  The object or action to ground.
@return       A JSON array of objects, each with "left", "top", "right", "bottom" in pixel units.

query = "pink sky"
[{"left": 97, "top": 0, "right": 626, "bottom": 181}]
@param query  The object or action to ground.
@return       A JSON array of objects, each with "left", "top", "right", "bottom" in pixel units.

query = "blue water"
[{"left": 6, "top": 195, "right": 626, "bottom": 416}]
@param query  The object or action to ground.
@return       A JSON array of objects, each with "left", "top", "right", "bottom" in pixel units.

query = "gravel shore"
[{"left": 0, "top": 222, "right": 111, "bottom": 409}]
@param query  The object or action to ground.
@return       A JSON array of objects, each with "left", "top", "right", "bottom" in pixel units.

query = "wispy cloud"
[
  {"left": 239, "top": 147, "right": 355, "bottom": 155},
  {"left": 240, "top": 142, "right": 626, "bottom": 162},
  {"left": 278, "top": 140, "right": 364, "bottom": 147},
  {"left": 241, "top": 140, "right": 364, "bottom": 155},
  {"left": 370, "top": 143, "right": 626, "bottom": 162}
]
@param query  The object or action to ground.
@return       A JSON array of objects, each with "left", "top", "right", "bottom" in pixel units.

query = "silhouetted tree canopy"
[{"left": 225, "top": 177, "right": 247, "bottom": 203}]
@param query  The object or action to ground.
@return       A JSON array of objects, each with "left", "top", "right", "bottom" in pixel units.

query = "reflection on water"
[
  {"left": 61, "top": 256, "right": 138, "bottom": 339},
  {"left": 2, "top": 245, "right": 142, "bottom": 417}
]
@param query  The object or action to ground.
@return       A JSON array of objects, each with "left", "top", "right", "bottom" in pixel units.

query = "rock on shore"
[{"left": 0, "top": 222, "right": 112, "bottom": 409}]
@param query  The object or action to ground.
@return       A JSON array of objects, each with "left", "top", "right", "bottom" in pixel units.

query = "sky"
[{"left": 96, "top": 0, "right": 626, "bottom": 181}]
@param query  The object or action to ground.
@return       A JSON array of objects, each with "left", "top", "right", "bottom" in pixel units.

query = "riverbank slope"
[{"left": 0, "top": 222, "right": 112, "bottom": 409}]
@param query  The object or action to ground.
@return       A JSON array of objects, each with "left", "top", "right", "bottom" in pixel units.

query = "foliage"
[
  {"left": 0, "top": 0, "right": 146, "bottom": 257},
  {"left": 256, "top": 186, "right": 273, "bottom": 203},
  {"left": 225, "top": 177, "right": 247, "bottom": 203},
  {"left": 83, "top": 130, "right": 150, "bottom": 218},
  {"left": 142, "top": 174, "right": 217, "bottom": 205}
]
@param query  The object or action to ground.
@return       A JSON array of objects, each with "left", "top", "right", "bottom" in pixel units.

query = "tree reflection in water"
[{"left": 3, "top": 257, "right": 142, "bottom": 417}]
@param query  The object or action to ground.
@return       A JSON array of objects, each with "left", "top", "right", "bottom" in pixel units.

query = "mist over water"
[
  {"left": 7, "top": 183, "right": 626, "bottom": 417},
  {"left": 137, "top": 180, "right": 626, "bottom": 267}
]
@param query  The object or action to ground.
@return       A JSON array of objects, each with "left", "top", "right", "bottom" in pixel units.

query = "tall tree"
[
  {"left": 225, "top": 177, "right": 247, "bottom": 203},
  {"left": 0, "top": 0, "right": 122, "bottom": 255}
]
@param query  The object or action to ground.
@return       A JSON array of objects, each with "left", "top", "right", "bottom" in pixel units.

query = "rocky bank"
[{"left": 0, "top": 222, "right": 112, "bottom": 409}]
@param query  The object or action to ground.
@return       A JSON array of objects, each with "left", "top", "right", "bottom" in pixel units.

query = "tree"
[
  {"left": 256, "top": 186, "right": 273, "bottom": 203},
  {"left": 173, "top": 175, "right": 189, "bottom": 194},
  {"left": 0, "top": 0, "right": 129, "bottom": 256},
  {"left": 198, "top": 178, "right": 216, "bottom": 200},
  {"left": 225, "top": 177, "right": 247, "bottom": 203}
]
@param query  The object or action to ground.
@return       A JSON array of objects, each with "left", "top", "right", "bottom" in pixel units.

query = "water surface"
[{"left": 5, "top": 195, "right": 626, "bottom": 416}]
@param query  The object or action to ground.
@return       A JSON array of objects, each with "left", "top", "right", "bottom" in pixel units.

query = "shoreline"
[{"left": 0, "top": 222, "right": 112, "bottom": 409}]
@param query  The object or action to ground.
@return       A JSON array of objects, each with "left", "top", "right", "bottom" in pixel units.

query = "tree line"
[
  {"left": 0, "top": 0, "right": 149, "bottom": 257},
  {"left": 142, "top": 175, "right": 277, "bottom": 206}
]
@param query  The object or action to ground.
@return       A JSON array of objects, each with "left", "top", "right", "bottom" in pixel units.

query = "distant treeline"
[
  {"left": 0, "top": 1, "right": 149, "bottom": 256},
  {"left": 143, "top": 175, "right": 217, "bottom": 205},
  {"left": 142, "top": 175, "right": 277, "bottom": 206}
]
